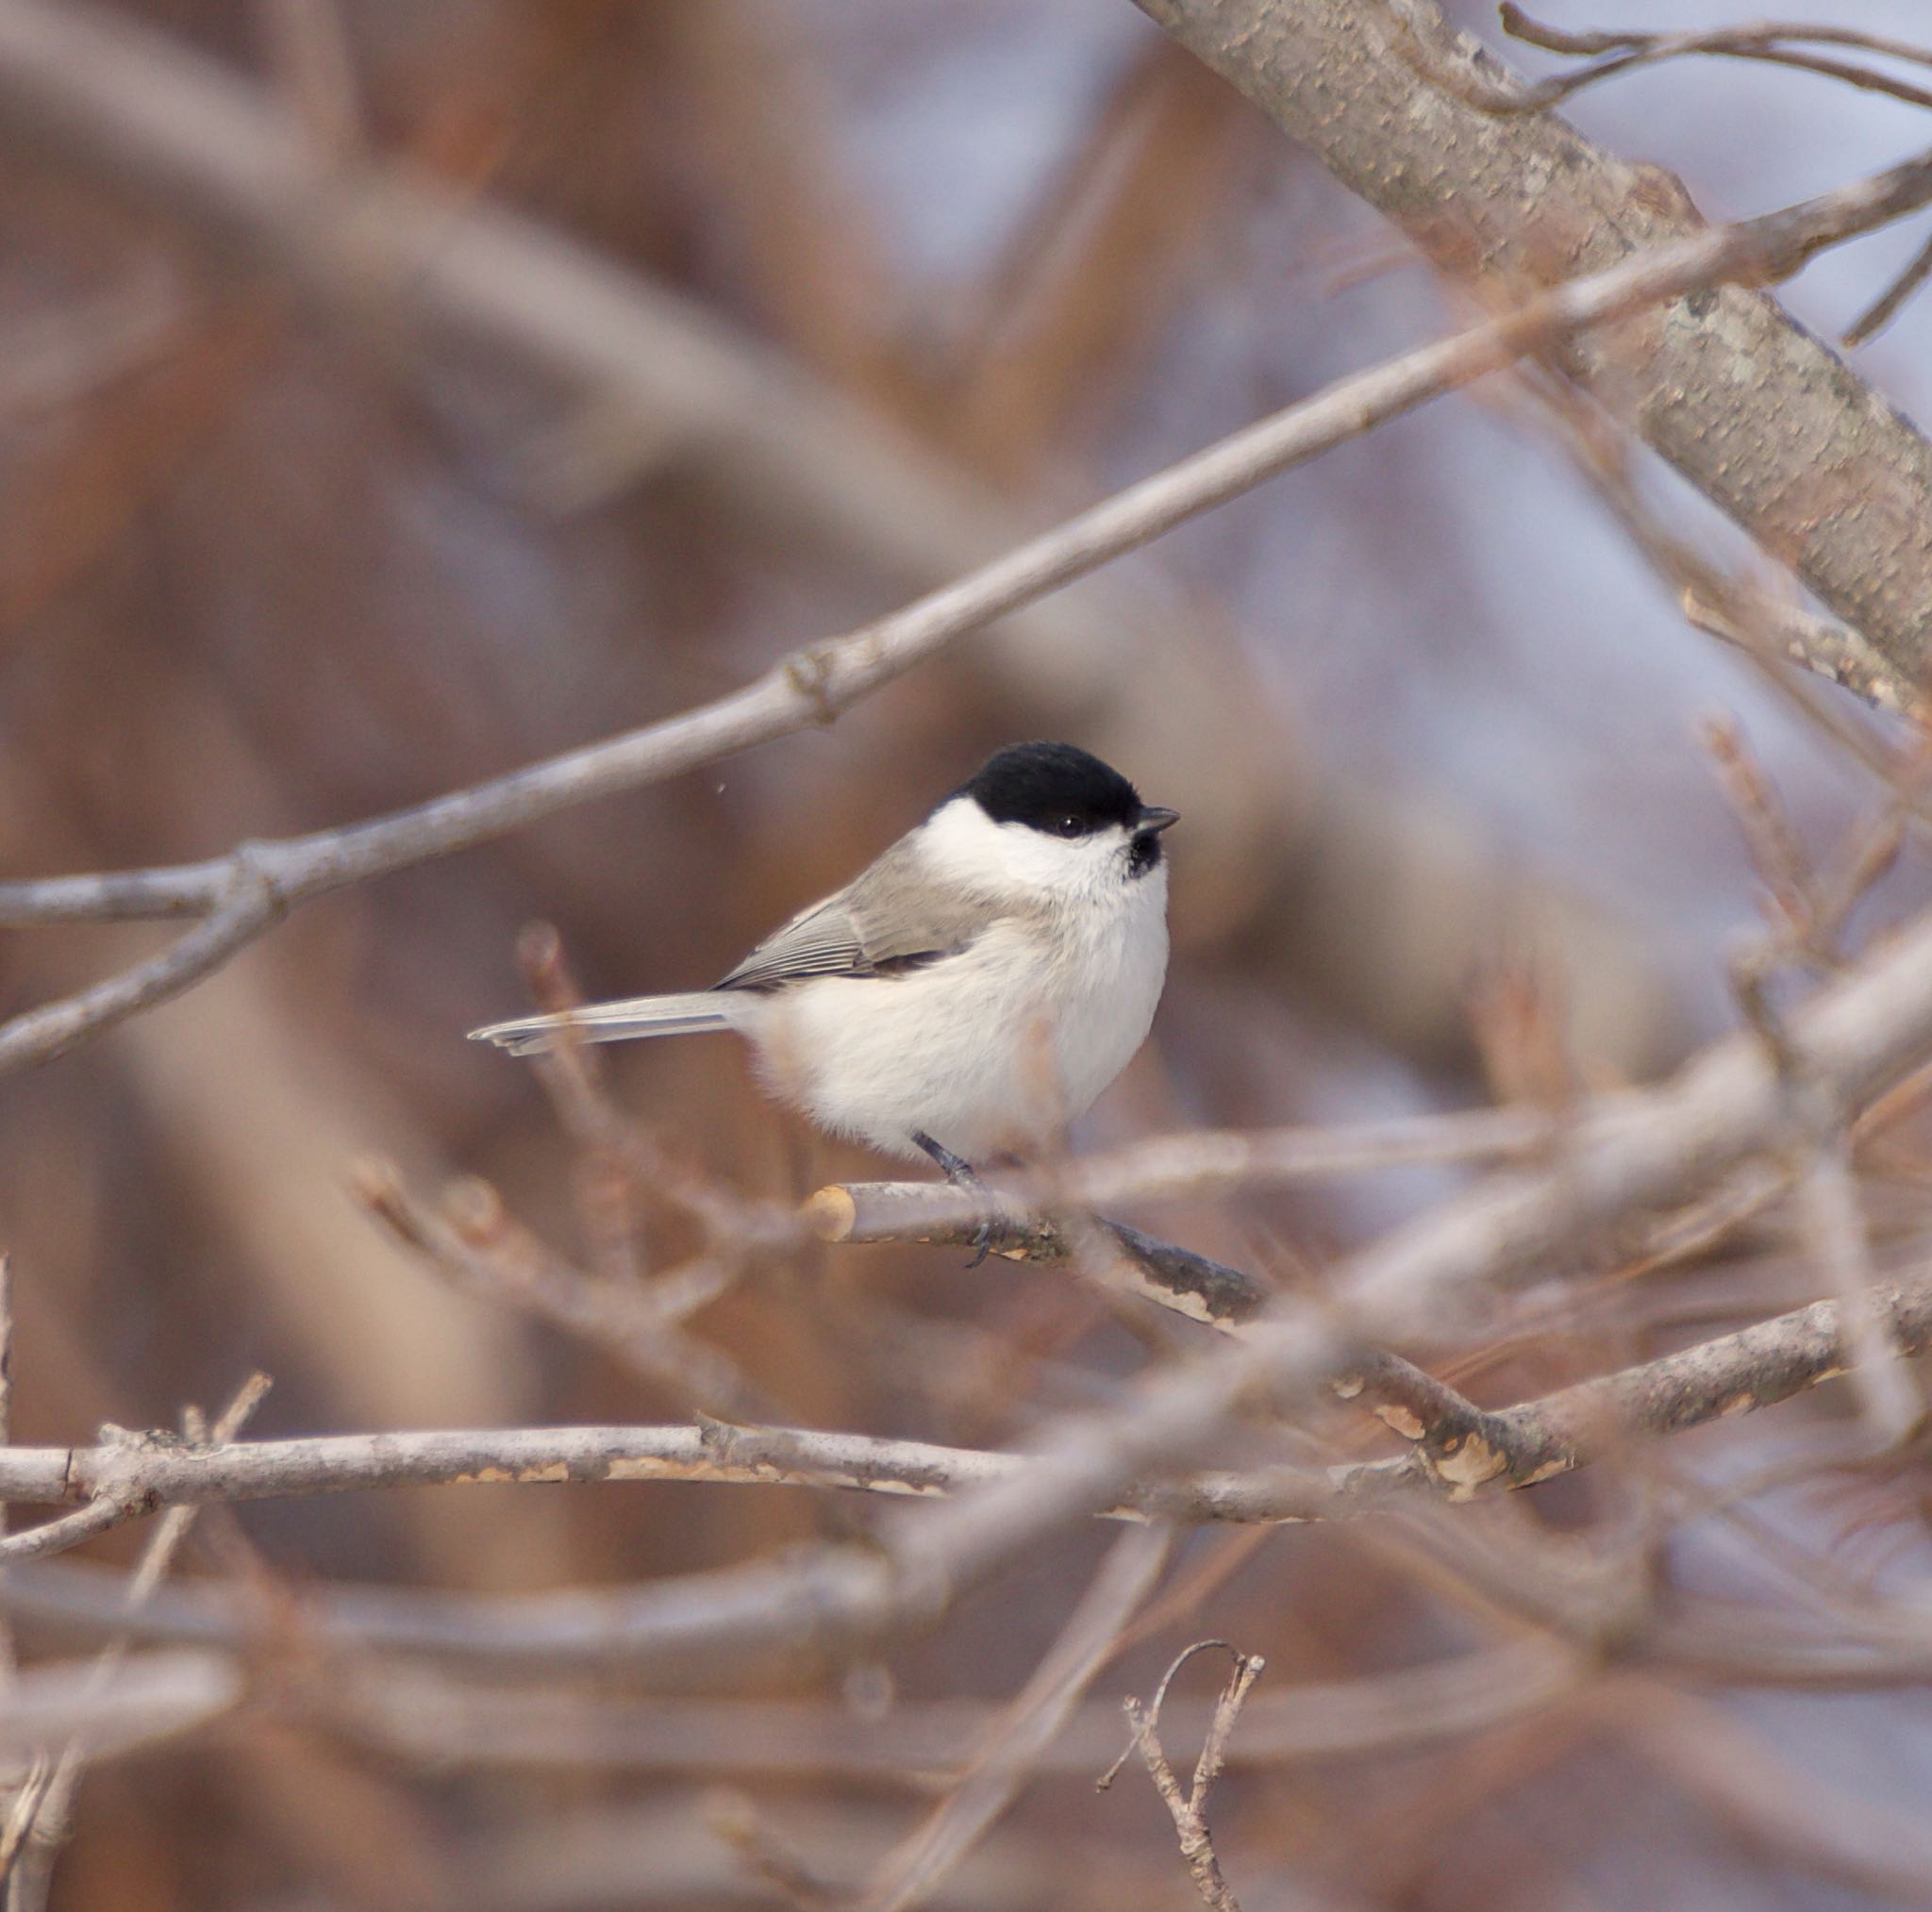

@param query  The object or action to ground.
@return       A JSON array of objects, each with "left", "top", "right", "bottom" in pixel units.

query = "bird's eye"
[{"left": 1054, "top": 815, "right": 1085, "bottom": 838}]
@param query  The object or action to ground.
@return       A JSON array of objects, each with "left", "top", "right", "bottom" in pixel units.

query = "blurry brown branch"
[
  {"left": 354, "top": 1160, "right": 779, "bottom": 1422},
  {"left": 291, "top": 1640, "right": 1583, "bottom": 1776},
  {"left": 2, "top": 117, "right": 1930, "bottom": 1072},
  {"left": 855, "top": 1524, "right": 1171, "bottom": 1912},
  {"left": 0, "top": 1652, "right": 240, "bottom": 1771},
  {"left": 1134, "top": 0, "right": 1932, "bottom": 681},
  {"left": 817, "top": 1102, "right": 1570, "bottom": 1218}
]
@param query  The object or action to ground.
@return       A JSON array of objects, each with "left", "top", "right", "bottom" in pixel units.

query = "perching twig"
[{"left": 807, "top": 1180, "right": 1267, "bottom": 1329}]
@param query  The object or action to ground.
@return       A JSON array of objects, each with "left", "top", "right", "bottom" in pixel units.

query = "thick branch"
[{"left": 1135, "top": 0, "right": 1932, "bottom": 679}]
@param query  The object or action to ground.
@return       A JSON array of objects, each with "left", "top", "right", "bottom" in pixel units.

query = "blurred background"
[{"left": 7, "top": 0, "right": 1932, "bottom": 1905}]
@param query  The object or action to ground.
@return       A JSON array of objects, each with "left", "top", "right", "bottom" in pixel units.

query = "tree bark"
[{"left": 1134, "top": 0, "right": 1932, "bottom": 678}]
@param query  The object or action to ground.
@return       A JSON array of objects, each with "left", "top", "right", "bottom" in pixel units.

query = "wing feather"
[
  {"left": 714, "top": 897, "right": 871, "bottom": 992},
  {"left": 713, "top": 848, "right": 1002, "bottom": 994}
]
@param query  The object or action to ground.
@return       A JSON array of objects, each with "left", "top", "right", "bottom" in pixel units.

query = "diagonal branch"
[
  {"left": 0, "top": 868, "right": 279, "bottom": 1072},
  {"left": 0, "top": 141, "right": 1927, "bottom": 1073}
]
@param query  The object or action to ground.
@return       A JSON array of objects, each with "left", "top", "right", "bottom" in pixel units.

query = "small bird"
[{"left": 471, "top": 741, "right": 1176, "bottom": 1188}]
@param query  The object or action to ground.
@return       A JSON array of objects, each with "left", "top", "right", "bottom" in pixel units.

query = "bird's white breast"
[{"left": 744, "top": 802, "right": 1169, "bottom": 1159}]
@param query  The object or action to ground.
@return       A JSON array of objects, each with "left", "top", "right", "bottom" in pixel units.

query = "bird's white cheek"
[{"left": 917, "top": 800, "right": 1123, "bottom": 900}]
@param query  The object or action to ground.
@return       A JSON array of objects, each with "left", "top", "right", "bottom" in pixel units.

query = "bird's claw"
[
  {"left": 911, "top": 1130, "right": 997, "bottom": 1268},
  {"left": 964, "top": 1217, "right": 993, "bottom": 1270}
]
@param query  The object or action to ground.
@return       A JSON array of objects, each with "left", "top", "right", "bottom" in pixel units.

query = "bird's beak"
[{"left": 1137, "top": 806, "right": 1180, "bottom": 835}]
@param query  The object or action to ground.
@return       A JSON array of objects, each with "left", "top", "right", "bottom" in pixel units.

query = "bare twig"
[
  {"left": 1102, "top": 1640, "right": 1264, "bottom": 1912},
  {"left": 4, "top": 1373, "right": 270, "bottom": 1904},
  {"left": 0, "top": 1500, "right": 131, "bottom": 1570},
  {"left": 1793, "top": 1135, "right": 1924, "bottom": 1446},
  {"left": 1701, "top": 715, "right": 1822, "bottom": 949},
  {"left": 1680, "top": 587, "right": 1915, "bottom": 719},
  {"left": 0, "top": 873, "right": 279, "bottom": 1073},
  {"left": 1491, "top": 8, "right": 1932, "bottom": 117},
  {"left": 808, "top": 1184, "right": 1267, "bottom": 1330},
  {"left": 815, "top": 1104, "right": 1572, "bottom": 1220},
  {"left": 707, "top": 1794, "right": 837, "bottom": 1910},
  {"left": 353, "top": 1161, "right": 776, "bottom": 1422},
  {"left": 313, "top": 1638, "right": 1581, "bottom": 1776},
  {"left": 1846, "top": 224, "right": 1932, "bottom": 346}
]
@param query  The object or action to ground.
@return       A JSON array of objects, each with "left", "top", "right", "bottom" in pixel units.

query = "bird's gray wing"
[{"left": 713, "top": 845, "right": 1004, "bottom": 994}]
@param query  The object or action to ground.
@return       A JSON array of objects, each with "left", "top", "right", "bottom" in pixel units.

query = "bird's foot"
[{"left": 911, "top": 1131, "right": 996, "bottom": 1268}]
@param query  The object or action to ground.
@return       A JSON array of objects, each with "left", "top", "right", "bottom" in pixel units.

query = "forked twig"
[{"left": 1099, "top": 1639, "right": 1265, "bottom": 1912}]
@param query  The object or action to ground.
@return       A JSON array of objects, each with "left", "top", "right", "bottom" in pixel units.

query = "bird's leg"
[{"left": 911, "top": 1131, "right": 995, "bottom": 1268}]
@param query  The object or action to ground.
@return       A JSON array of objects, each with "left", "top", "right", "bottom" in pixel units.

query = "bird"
[{"left": 471, "top": 740, "right": 1176, "bottom": 1194}]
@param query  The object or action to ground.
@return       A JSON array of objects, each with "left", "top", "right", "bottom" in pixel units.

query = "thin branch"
[
  {"left": 2, "top": 146, "right": 1930, "bottom": 1070},
  {"left": 0, "top": 1266, "right": 1926, "bottom": 1537},
  {"left": 808, "top": 1183, "right": 1267, "bottom": 1329},
  {"left": 353, "top": 1162, "right": 777, "bottom": 1422},
  {"left": 1490, "top": 8, "right": 1932, "bottom": 117},
  {"left": 817, "top": 1104, "right": 1572, "bottom": 1218},
  {"left": 1793, "top": 1134, "right": 1924, "bottom": 1445},
  {"left": 0, "top": 1502, "right": 128, "bottom": 1570},
  {"left": 1846, "top": 224, "right": 1932, "bottom": 346},
  {"left": 0, "top": 873, "right": 279, "bottom": 1072}
]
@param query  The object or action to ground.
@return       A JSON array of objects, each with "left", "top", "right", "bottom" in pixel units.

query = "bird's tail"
[{"left": 469, "top": 992, "right": 735, "bottom": 1056}]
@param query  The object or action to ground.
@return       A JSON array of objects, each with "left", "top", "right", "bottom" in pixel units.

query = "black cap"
[{"left": 955, "top": 741, "right": 1146, "bottom": 839}]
